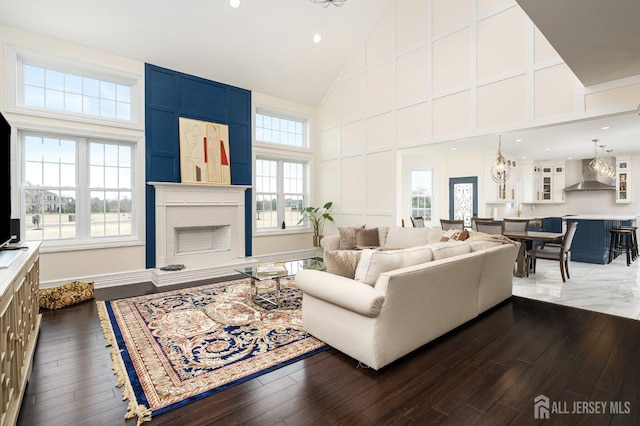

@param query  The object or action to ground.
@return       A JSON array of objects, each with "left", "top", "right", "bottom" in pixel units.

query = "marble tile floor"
[{"left": 512, "top": 254, "right": 640, "bottom": 321}]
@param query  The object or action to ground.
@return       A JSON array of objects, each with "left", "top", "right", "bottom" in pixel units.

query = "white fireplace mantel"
[{"left": 148, "top": 182, "right": 251, "bottom": 270}]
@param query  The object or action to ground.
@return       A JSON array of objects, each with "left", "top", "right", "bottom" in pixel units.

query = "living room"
[{"left": 2, "top": 0, "right": 640, "bottom": 424}]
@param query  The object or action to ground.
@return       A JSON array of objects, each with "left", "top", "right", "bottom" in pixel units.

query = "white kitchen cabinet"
[
  {"left": 518, "top": 160, "right": 564, "bottom": 203},
  {"left": 616, "top": 156, "right": 632, "bottom": 203}
]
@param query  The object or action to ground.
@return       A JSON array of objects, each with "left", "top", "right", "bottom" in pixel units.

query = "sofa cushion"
[
  {"left": 355, "top": 246, "right": 433, "bottom": 286},
  {"left": 338, "top": 226, "right": 364, "bottom": 250},
  {"left": 426, "top": 228, "right": 446, "bottom": 245},
  {"left": 383, "top": 227, "right": 429, "bottom": 249},
  {"left": 325, "top": 250, "right": 362, "bottom": 278},
  {"left": 356, "top": 227, "right": 380, "bottom": 248},
  {"left": 429, "top": 241, "right": 471, "bottom": 260}
]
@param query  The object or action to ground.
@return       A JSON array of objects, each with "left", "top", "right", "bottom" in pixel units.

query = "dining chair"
[
  {"left": 471, "top": 217, "right": 495, "bottom": 231},
  {"left": 410, "top": 216, "right": 425, "bottom": 227},
  {"left": 440, "top": 219, "right": 465, "bottom": 230},
  {"left": 475, "top": 221, "right": 504, "bottom": 235},
  {"left": 529, "top": 221, "right": 578, "bottom": 282},
  {"left": 502, "top": 218, "right": 530, "bottom": 233}
]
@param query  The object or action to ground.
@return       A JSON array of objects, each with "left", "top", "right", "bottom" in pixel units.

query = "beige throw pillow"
[
  {"left": 325, "top": 250, "right": 362, "bottom": 278},
  {"left": 338, "top": 226, "right": 363, "bottom": 250},
  {"left": 356, "top": 227, "right": 380, "bottom": 248}
]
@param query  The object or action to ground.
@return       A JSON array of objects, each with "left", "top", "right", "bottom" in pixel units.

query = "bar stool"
[
  {"left": 616, "top": 226, "right": 638, "bottom": 261},
  {"left": 608, "top": 228, "right": 634, "bottom": 266}
]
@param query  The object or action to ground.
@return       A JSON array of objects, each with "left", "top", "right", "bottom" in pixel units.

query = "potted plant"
[{"left": 298, "top": 201, "right": 334, "bottom": 247}]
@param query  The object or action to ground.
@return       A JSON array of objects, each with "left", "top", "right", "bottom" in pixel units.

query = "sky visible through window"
[{"left": 23, "top": 64, "right": 132, "bottom": 120}]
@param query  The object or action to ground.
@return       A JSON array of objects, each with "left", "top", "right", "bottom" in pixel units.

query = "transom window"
[
  {"left": 255, "top": 112, "right": 306, "bottom": 148},
  {"left": 22, "top": 64, "right": 132, "bottom": 121},
  {"left": 22, "top": 131, "right": 134, "bottom": 242}
]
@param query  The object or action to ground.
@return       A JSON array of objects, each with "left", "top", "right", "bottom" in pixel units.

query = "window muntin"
[
  {"left": 255, "top": 158, "right": 306, "bottom": 230},
  {"left": 22, "top": 64, "right": 132, "bottom": 121},
  {"left": 89, "top": 142, "right": 133, "bottom": 237},
  {"left": 410, "top": 170, "right": 433, "bottom": 221},
  {"left": 22, "top": 131, "right": 134, "bottom": 243},
  {"left": 255, "top": 112, "right": 306, "bottom": 148}
]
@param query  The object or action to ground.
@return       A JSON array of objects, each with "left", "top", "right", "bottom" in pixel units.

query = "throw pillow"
[
  {"left": 338, "top": 226, "right": 363, "bottom": 250},
  {"left": 39, "top": 281, "right": 95, "bottom": 310},
  {"left": 355, "top": 246, "right": 433, "bottom": 286},
  {"left": 453, "top": 229, "right": 470, "bottom": 241},
  {"left": 325, "top": 250, "right": 362, "bottom": 278},
  {"left": 440, "top": 228, "right": 470, "bottom": 242},
  {"left": 356, "top": 227, "right": 380, "bottom": 248},
  {"left": 440, "top": 228, "right": 458, "bottom": 242}
]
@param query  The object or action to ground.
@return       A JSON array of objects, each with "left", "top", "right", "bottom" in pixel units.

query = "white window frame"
[
  {"left": 408, "top": 168, "right": 435, "bottom": 226},
  {"left": 253, "top": 106, "right": 313, "bottom": 235},
  {"left": 5, "top": 45, "right": 144, "bottom": 130},
  {"left": 15, "top": 125, "right": 144, "bottom": 251}
]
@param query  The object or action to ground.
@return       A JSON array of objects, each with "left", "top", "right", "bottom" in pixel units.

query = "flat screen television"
[{"left": 0, "top": 111, "right": 12, "bottom": 249}]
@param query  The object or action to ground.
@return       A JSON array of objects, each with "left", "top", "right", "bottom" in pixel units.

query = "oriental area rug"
[{"left": 97, "top": 277, "right": 327, "bottom": 425}]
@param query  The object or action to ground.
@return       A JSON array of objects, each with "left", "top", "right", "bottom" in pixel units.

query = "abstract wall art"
[{"left": 179, "top": 117, "right": 231, "bottom": 184}]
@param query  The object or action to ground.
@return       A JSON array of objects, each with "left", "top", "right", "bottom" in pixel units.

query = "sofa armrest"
[
  {"left": 295, "top": 269, "right": 385, "bottom": 317},
  {"left": 320, "top": 235, "right": 340, "bottom": 251}
]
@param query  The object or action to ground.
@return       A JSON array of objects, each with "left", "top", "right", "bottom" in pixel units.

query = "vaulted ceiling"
[
  {"left": 0, "top": 0, "right": 391, "bottom": 106},
  {"left": 2, "top": 0, "right": 639, "bottom": 160}
]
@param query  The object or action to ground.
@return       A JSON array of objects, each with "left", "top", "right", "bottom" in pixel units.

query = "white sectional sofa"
[{"left": 295, "top": 226, "right": 519, "bottom": 370}]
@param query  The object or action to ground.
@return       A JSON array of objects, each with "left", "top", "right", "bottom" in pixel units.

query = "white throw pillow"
[
  {"left": 355, "top": 246, "right": 433, "bottom": 286},
  {"left": 383, "top": 227, "right": 429, "bottom": 249}
]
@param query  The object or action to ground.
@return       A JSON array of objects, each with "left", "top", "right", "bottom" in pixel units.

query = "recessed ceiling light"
[
  {"left": 515, "top": 138, "right": 522, "bottom": 142},
  {"left": 568, "top": 156, "right": 573, "bottom": 160},
  {"left": 313, "top": 33, "right": 322, "bottom": 44},
  {"left": 544, "top": 147, "right": 551, "bottom": 151},
  {"left": 601, "top": 126, "right": 611, "bottom": 130},
  {"left": 229, "top": 0, "right": 240, "bottom": 7},
  {"left": 522, "top": 156, "right": 528, "bottom": 159},
  {"left": 450, "top": 147, "right": 457, "bottom": 151}
]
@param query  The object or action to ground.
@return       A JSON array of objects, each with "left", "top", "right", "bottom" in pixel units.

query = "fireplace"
[{"left": 149, "top": 182, "right": 250, "bottom": 269}]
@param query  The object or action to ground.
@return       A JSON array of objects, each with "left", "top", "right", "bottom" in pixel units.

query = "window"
[
  {"left": 254, "top": 108, "right": 311, "bottom": 232},
  {"left": 22, "top": 64, "right": 132, "bottom": 121},
  {"left": 410, "top": 170, "right": 433, "bottom": 221},
  {"left": 6, "top": 45, "right": 141, "bottom": 126},
  {"left": 22, "top": 131, "right": 134, "bottom": 243},
  {"left": 255, "top": 112, "right": 306, "bottom": 148},
  {"left": 255, "top": 158, "right": 306, "bottom": 230}
]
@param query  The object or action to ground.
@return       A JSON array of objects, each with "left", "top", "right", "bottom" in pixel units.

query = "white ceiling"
[
  {"left": 516, "top": 0, "right": 640, "bottom": 87},
  {"left": 1, "top": 0, "right": 639, "bottom": 160},
  {"left": 0, "top": 0, "right": 390, "bottom": 107}
]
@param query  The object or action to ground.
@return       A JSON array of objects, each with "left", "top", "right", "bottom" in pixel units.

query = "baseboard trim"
[{"left": 40, "top": 249, "right": 322, "bottom": 290}]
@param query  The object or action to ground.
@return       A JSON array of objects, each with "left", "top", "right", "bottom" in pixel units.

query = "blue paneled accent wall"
[{"left": 145, "top": 64, "right": 252, "bottom": 268}]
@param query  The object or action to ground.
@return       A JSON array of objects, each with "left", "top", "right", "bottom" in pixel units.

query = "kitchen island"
[{"left": 563, "top": 215, "right": 638, "bottom": 264}]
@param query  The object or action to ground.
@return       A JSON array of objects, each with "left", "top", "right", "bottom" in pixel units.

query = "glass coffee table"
[{"left": 234, "top": 258, "right": 325, "bottom": 308}]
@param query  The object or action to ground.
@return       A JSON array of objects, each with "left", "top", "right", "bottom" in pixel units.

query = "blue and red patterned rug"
[{"left": 97, "top": 277, "right": 327, "bottom": 425}]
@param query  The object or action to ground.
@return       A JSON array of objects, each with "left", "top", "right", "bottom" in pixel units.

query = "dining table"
[{"left": 503, "top": 230, "right": 565, "bottom": 277}]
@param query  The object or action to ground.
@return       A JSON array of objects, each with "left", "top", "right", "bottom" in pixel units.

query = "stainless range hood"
[{"left": 563, "top": 159, "right": 615, "bottom": 191}]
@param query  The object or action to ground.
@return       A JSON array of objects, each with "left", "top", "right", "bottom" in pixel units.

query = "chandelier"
[
  {"left": 490, "top": 134, "right": 511, "bottom": 184},
  {"left": 589, "top": 139, "right": 615, "bottom": 179},
  {"left": 309, "top": 0, "right": 348, "bottom": 7}
]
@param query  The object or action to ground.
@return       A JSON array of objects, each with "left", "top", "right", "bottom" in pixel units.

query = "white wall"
[
  {"left": 316, "top": 0, "right": 640, "bottom": 229},
  {"left": 0, "top": 25, "right": 147, "bottom": 282}
]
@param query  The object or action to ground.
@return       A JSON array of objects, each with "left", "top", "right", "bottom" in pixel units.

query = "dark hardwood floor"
[{"left": 17, "top": 279, "right": 640, "bottom": 425}]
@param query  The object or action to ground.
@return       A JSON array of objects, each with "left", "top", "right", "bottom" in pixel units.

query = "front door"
[{"left": 449, "top": 177, "right": 478, "bottom": 228}]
